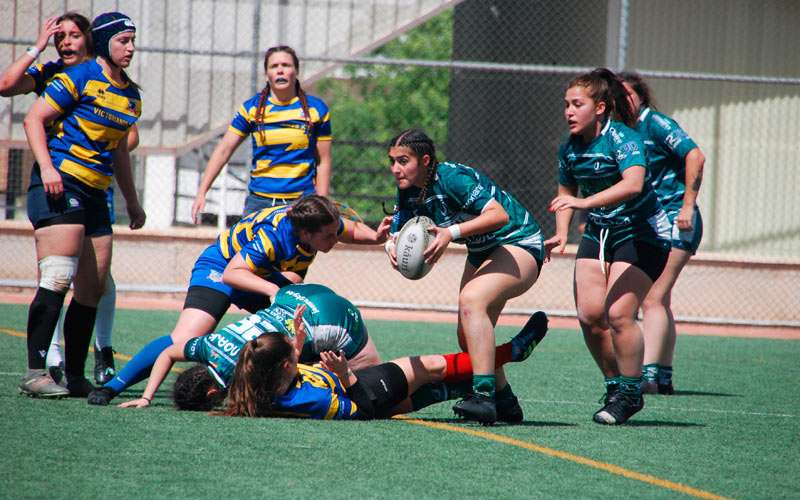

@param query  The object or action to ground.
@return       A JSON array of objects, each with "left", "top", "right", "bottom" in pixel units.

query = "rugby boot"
[
  {"left": 453, "top": 393, "right": 497, "bottom": 425},
  {"left": 94, "top": 346, "right": 117, "bottom": 385},
  {"left": 593, "top": 391, "right": 644, "bottom": 425},
  {"left": 19, "top": 369, "right": 69, "bottom": 398},
  {"left": 510, "top": 311, "right": 548, "bottom": 362}
]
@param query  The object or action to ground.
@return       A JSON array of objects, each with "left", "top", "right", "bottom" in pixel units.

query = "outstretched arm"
[{"left": 118, "top": 343, "right": 187, "bottom": 408}]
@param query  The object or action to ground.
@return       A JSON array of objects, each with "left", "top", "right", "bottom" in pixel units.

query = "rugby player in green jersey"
[
  {"left": 621, "top": 72, "right": 706, "bottom": 395},
  {"left": 545, "top": 68, "right": 671, "bottom": 425}
]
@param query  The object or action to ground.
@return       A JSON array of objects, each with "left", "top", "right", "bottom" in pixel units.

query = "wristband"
[
  {"left": 142, "top": 396, "right": 152, "bottom": 404},
  {"left": 26, "top": 46, "right": 41, "bottom": 59},
  {"left": 447, "top": 224, "right": 461, "bottom": 240},
  {"left": 384, "top": 237, "right": 396, "bottom": 256}
]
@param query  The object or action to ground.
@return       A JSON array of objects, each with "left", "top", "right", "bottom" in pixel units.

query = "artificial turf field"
[{"left": 1, "top": 303, "right": 798, "bottom": 499}]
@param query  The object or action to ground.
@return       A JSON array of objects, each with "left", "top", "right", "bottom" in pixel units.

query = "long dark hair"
[
  {"left": 254, "top": 46, "right": 312, "bottom": 144},
  {"left": 287, "top": 195, "right": 340, "bottom": 236},
  {"left": 567, "top": 67, "right": 635, "bottom": 127},
  {"left": 55, "top": 12, "right": 93, "bottom": 58},
  {"left": 223, "top": 333, "right": 294, "bottom": 418},
  {"left": 619, "top": 71, "right": 655, "bottom": 109},
  {"left": 389, "top": 128, "right": 438, "bottom": 207}
]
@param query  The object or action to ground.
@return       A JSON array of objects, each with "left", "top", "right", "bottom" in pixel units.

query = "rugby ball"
[{"left": 395, "top": 216, "right": 436, "bottom": 280}]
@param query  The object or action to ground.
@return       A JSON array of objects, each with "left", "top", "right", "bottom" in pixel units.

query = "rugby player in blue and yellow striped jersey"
[
  {"left": 21, "top": 11, "right": 145, "bottom": 399},
  {"left": 191, "top": 46, "right": 332, "bottom": 222},
  {"left": 1, "top": 13, "right": 141, "bottom": 388},
  {"left": 88, "top": 195, "right": 389, "bottom": 405}
]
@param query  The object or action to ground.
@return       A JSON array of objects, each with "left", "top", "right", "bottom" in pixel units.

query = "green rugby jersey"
[
  {"left": 636, "top": 107, "right": 699, "bottom": 216},
  {"left": 558, "top": 119, "right": 662, "bottom": 228},
  {"left": 391, "top": 161, "right": 543, "bottom": 257}
]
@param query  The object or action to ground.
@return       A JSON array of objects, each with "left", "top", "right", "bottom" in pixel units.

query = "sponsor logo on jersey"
[{"left": 208, "top": 270, "right": 223, "bottom": 283}]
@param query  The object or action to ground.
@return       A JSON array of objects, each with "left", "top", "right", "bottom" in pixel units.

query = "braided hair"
[
  {"left": 567, "top": 68, "right": 636, "bottom": 127},
  {"left": 389, "top": 128, "right": 438, "bottom": 207},
  {"left": 254, "top": 46, "right": 313, "bottom": 146}
]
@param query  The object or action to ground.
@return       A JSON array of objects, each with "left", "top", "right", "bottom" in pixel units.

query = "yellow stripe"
[
  {"left": 227, "top": 125, "right": 248, "bottom": 137},
  {"left": 59, "top": 159, "right": 112, "bottom": 190},
  {"left": 253, "top": 127, "right": 309, "bottom": 150},
  {"left": 69, "top": 144, "right": 102, "bottom": 165},
  {"left": 44, "top": 94, "right": 65, "bottom": 114},
  {"left": 75, "top": 115, "right": 127, "bottom": 143},
  {"left": 84, "top": 80, "right": 141, "bottom": 116},
  {"left": 250, "top": 189, "right": 304, "bottom": 199},
  {"left": 253, "top": 160, "right": 310, "bottom": 179},
  {"left": 395, "top": 416, "right": 732, "bottom": 500},
  {"left": 54, "top": 73, "right": 79, "bottom": 100}
]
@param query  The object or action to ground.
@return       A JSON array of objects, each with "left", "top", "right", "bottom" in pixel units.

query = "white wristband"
[
  {"left": 26, "top": 46, "right": 41, "bottom": 59},
  {"left": 447, "top": 224, "right": 461, "bottom": 240},
  {"left": 384, "top": 237, "right": 396, "bottom": 256}
]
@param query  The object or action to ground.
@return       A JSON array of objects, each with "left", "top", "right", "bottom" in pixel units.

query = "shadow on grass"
[
  {"left": 409, "top": 417, "right": 576, "bottom": 427},
  {"left": 624, "top": 420, "right": 705, "bottom": 427},
  {"left": 668, "top": 390, "right": 740, "bottom": 397}
]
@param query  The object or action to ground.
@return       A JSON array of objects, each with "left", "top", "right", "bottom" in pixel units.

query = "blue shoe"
[{"left": 511, "top": 311, "right": 548, "bottom": 362}]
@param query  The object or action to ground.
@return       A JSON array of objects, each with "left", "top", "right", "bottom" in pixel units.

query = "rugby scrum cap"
[{"left": 92, "top": 12, "right": 136, "bottom": 61}]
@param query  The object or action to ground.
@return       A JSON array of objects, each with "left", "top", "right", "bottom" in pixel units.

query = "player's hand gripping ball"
[{"left": 394, "top": 216, "right": 436, "bottom": 280}]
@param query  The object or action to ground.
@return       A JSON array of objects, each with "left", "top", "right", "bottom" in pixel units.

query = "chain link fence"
[{"left": 1, "top": 0, "right": 798, "bottom": 326}]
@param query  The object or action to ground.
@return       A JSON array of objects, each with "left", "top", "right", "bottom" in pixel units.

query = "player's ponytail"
[
  {"left": 389, "top": 128, "right": 438, "bottom": 207},
  {"left": 619, "top": 71, "right": 655, "bottom": 110},
  {"left": 287, "top": 195, "right": 340, "bottom": 236},
  {"left": 568, "top": 68, "right": 635, "bottom": 127},
  {"left": 224, "top": 333, "right": 294, "bottom": 417}
]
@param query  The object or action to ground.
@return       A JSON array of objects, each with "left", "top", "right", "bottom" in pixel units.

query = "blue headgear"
[{"left": 91, "top": 12, "right": 136, "bottom": 61}]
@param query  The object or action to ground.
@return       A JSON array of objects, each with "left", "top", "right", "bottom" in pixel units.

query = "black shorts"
[
  {"left": 183, "top": 286, "right": 270, "bottom": 322},
  {"left": 576, "top": 236, "right": 669, "bottom": 282},
  {"left": 27, "top": 164, "right": 112, "bottom": 236},
  {"left": 353, "top": 362, "right": 409, "bottom": 419}
]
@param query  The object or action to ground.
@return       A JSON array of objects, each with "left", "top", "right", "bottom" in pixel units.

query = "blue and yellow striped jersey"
[
  {"left": 216, "top": 205, "right": 343, "bottom": 279},
  {"left": 42, "top": 59, "right": 141, "bottom": 190},
  {"left": 272, "top": 364, "right": 360, "bottom": 419},
  {"left": 26, "top": 60, "right": 65, "bottom": 96},
  {"left": 228, "top": 93, "right": 332, "bottom": 199}
]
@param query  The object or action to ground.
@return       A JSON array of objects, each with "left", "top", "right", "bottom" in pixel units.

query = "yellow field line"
[
  {"left": 0, "top": 327, "right": 183, "bottom": 373},
  {"left": 395, "top": 416, "right": 733, "bottom": 500}
]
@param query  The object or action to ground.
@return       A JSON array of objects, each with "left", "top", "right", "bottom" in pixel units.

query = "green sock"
[
  {"left": 657, "top": 365, "right": 673, "bottom": 385},
  {"left": 472, "top": 374, "right": 496, "bottom": 398},
  {"left": 604, "top": 375, "right": 620, "bottom": 391},
  {"left": 642, "top": 363, "right": 658, "bottom": 382},
  {"left": 619, "top": 375, "right": 642, "bottom": 396},
  {"left": 410, "top": 383, "right": 449, "bottom": 411}
]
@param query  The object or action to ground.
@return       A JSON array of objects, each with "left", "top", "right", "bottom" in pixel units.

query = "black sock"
[
  {"left": 26, "top": 288, "right": 66, "bottom": 369},
  {"left": 63, "top": 299, "right": 97, "bottom": 379}
]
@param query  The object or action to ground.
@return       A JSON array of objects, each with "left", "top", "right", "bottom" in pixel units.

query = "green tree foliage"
[{"left": 313, "top": 10, "right": 453, "bottom": 223}]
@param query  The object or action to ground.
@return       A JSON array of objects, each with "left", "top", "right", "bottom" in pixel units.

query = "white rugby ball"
[{"left": 395, "top": 216, "right": 436, "bottom": 280}]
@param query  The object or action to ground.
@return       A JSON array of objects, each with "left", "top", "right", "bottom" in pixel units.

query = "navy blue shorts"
[{"left": 27, "top": 164, "right": 112, "bottom": 236}]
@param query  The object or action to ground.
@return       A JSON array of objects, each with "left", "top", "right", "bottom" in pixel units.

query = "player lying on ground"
[
  {"left": 111, "top": 283, "right": 381, "bottom": 408},
  {"left": 216, "top": 311, "right": 548, "bottom": 421}
]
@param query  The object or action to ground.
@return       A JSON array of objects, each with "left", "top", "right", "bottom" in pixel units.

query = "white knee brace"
[{"left": 38, "top": 255, "right": 79, "bottom": 294}]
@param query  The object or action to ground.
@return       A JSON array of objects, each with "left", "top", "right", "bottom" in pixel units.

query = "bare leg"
[
  {"left": 574, "top": 259, "right": 618, "bottom": 377},
  {"left": 605, "top": 262, "right": 654, "bottom": 377},
  {"left": 347, "top": 335, "right": 381, "bottom": 371},
  {"left": 642, "top": 248, "right": 691, "bottom": 366}
]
